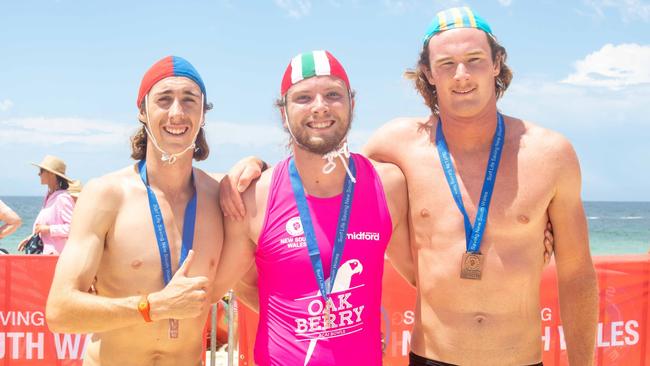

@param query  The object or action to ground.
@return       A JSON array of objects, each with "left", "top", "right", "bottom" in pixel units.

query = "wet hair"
[
  {"left": 130, "top": 100, "right": 213, "bottom": 161},
  {"left": 404, "top": 32, "right": 512, "bottom": 116},
  {"left": 56, "top": 176, "right": 69, "bottom": 190}
]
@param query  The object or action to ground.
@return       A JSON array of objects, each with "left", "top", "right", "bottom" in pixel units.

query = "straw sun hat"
[{"left": 31, "top": 155, "right": 74, "bottom": 182}]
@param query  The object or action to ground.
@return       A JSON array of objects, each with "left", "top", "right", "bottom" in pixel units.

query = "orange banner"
[{"left": 2, "top": 255, "right": 649, "bottom": 365}]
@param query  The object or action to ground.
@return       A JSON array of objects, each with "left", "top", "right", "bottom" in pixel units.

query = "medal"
[
  {"left": 436, "top": 114, "right": 505, "bottom": 280},
  {"left": 288, "top": 157, "right": 356, "bottom": 304},
  {"left": 139, "top": 160, "right": 198, "bottom": 339},
  {"left": 169, "top": 319, "right": 179, "bottom": 338},
  {"left": 460, "top": 252, "right": 484, "bottom": 280}
]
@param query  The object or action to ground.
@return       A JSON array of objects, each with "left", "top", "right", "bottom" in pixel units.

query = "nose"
[
  {"left": 310, "top": 94, "right": 329, "bottom": 114},
  {"left": 454, "top": 63, "right": 470, "bottom": 81},
  {"left": 168, "top": 98, "right": 186, "bottom": 122}
]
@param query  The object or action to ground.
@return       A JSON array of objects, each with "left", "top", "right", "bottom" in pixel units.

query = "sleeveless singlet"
[{"left": 254, "top": 153, "right": 393, "bottom": 366}]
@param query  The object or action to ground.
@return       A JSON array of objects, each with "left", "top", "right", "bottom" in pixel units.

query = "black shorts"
[{"left": 409, "top": 352, "right": 543, "bottom": 366}]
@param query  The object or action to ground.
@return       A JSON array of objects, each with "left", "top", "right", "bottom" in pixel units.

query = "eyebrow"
[
  {"left": 434, "top": 50, "right": 487, "bottom": 63},
  {"left": 153, "top": 89, "right": 201, "bottom": 97}
]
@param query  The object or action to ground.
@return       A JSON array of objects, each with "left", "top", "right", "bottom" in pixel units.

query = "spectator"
[{"left": 18, "top": 155, "right": 76, "bottom": 255}]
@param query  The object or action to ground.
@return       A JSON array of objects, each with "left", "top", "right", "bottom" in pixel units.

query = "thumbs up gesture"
[{"left": 148, "top": 250, "right": 210, "bottom": 321}]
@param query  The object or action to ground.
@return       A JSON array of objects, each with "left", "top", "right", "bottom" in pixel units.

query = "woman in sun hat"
[{"left": 18, "top": 155, "right": 76, "bottom": 255}]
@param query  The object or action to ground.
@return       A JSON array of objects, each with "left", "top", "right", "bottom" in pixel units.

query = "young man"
[
  {"left": 213, "top": 50, "right": 411, "bottom": 366},
  {"left": 46, "top": 56, "right": 223, "bottom": 366},
  {"left": 363, "top": 7, "right": 598, "bottom": 365}
]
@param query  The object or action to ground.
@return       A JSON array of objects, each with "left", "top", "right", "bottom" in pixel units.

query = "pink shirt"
[
  {"left": 255, "top": 154, "right": 392, "bottom": 366},
  {"left": 34, "top": 189, "right": 75, "bottom": 255}
]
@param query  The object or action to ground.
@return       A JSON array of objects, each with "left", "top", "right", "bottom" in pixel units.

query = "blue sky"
[{"left": 1, "top": 0, "right": 648, "bottom": 200}]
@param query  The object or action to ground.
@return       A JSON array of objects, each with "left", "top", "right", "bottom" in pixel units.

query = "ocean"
[{"left": 1, "top": 196, "right": 648, "bottom": 255}]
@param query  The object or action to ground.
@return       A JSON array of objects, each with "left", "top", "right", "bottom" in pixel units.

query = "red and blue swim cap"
[{"left": 136, "top": 56, "right": 206, "bottom": 108}]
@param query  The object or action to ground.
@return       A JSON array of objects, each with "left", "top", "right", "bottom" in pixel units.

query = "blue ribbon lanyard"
[
  {"left": 138, "top": 160, "right": 198, "bottom": 285},
  {"left": 435, "top": 113, "right": 505, "bottom": 253},
  {"left": 288, "top": 157, "right": 356, "bottom": 302}
]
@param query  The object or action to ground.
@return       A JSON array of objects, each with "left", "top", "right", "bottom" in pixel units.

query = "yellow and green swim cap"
[{"left": 423, "top": 7, "right": 493, "bottom": 45}]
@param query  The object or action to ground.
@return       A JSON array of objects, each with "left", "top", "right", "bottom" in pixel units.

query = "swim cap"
[
  {"left": 136, "top": 56, "right": 206, "bottom": 108},
  {"left": 423, "top": 7, "right": 493, "bottom": 45},
  {"left": 280, "top": 50, "right": 350, "bottom": 96}
]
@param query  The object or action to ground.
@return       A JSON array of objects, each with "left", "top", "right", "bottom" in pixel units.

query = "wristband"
[
  {"left": 260, "top": 160, "right": 269, "bottom": 172},
  {"left": 137, "top": 295, "right": 153, "bottom": 322}
]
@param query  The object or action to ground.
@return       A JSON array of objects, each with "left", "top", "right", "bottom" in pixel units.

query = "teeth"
[
  {"left": 309, "top": 121, "right": 334, "bottom": 129},
  {"left": 164, "top": 126, "right": 189, "bottom": 135}
]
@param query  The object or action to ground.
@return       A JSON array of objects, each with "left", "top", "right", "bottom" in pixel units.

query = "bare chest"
[{"left": 96, "top": 191, "right": 222, "bottom": 296}]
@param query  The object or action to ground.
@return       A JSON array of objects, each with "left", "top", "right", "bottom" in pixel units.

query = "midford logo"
[
  {"left": 285, "top": 216, "right": 304, "bottom": 236},
  {"left": 346, "top": 231, "right": 380, "bottom": 241}
]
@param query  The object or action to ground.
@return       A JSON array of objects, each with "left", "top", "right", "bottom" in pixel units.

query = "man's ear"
[
  {"left": 138, "top": 107, "right": 147, "bottom": 124},
  {"left": 280, "top": 107, "right": 287, "bottom": 129},
  {"left": 492, "top": 53, "right": 502, "bottom": 77},
  {"left": 421, "top": 64, "right": 435, "bottom": 86}
]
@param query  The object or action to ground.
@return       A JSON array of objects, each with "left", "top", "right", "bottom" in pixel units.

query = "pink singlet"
[{"left": 254, "top": 153, "right": 393, "bottom": 366}]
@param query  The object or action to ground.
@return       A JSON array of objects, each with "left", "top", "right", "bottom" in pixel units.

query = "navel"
[
  {"left": 131, "top": 259, "right": 143, "bottom": 269},
  {"left": 420, "top": 208, "right": 431, "bottom": 218},
  {"left": 210, "top": 259, "right": 216, "bottom": 268},
  {"left": 473, "top": 313, "right": 487, "bottom": 324},
  {"left": 517, "top": 215, "right": 530, "bottom": 224}
]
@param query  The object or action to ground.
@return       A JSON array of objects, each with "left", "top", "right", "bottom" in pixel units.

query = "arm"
[
  {"left": 234, "top": 265, "right": 260, "bottom": 312},
  {"left": 375, "top": 162, "right": 415, "bottom": 287},
  {"left": 218, "top": 156, "right": 268, "bottom": 221},
  {"left": 212, "top": 188, "right": 257, "bottom": 304},
  {"left": 46, "top": 178, "right": 209, "bottom": 333},
  {"left": 547, "top": 141, "right": 598, "bottom": 365},
  {"left": 0, "top": 200, "right": 22, "bottom": 239}
]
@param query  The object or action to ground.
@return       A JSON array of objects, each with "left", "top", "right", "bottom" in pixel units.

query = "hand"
[
  {"left": 35, "top": 224, "right": 50, "bottom": 235},
  {"left": 543, "top": 221, "right": 555, "bottom": 265},
  {"left": 17, "top": 236, "right": 30, "bottom": 252},
  {"left": 148, "top": 250, "right": 210, "bottom": 321},
  {"left": 219, "top": 156, "right": 265, "bottom": 221}
]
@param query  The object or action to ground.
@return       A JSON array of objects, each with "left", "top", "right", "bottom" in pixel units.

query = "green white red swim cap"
[{"left": 281, "top": 50, "right": 350, "bottom": 96}]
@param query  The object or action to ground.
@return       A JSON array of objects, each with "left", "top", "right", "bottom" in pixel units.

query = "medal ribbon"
[
  {"left": 435, "top": 113, "right": 505, "bottom": 253},
  {"left": 138, "top": 160, "right": 197, "bottom": 285},
  {"left": 288, "top": 157, "right": 356, "bottom": 302}
]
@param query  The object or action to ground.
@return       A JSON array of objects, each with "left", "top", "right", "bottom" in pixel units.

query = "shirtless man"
[
  {"left": 46, "top": 56, "right": 223, "bottom": 366},
  {"left": 362, "top": 7, "right": 598, "bottom": 365},
  {"left": 213, "top": 50, "right": 411, "bottom": 365}
]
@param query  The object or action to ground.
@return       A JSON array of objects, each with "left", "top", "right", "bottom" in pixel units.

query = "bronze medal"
[
  {"left": 460, "top": 252, "right": 483, "bottom": 280},
  {"left": 169, "top": 318, "right": 179, "bottom": 339}
]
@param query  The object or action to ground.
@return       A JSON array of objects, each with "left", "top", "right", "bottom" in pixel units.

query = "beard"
[{"left": 290, "top": 116, "right": 352, "bottom": 155}]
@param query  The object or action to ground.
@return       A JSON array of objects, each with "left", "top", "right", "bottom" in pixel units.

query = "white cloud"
[
  {"left": 0, "top": 117, "right": 132, "bottom": 146},
  {"left": 562, "top": 43, "right": 650, "bottom": 89},
  {"left": 583, "top": 0, "right": 650, "bottom": 22},
  {"left": 0, "top": 99, "right": 14, "bottom": 112},
  {"left": 274, "top": 0, "right": 312, "bottom": 18},
  {"left": 498, "top": 0, "right": 513, "bottom": 6}
]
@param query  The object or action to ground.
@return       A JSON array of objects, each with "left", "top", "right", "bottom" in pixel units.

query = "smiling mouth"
[
  {"left": 453, "top": 87, "right": 476, "bottom": 95},
  {"left": 307, "top": 120, "right": 335, "bottom": 129},
  {"left": 163, "top": 126, "right": 190, "bottom": 136}
]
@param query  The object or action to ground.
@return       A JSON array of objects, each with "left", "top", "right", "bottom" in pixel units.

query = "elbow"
[{"left": 46, "top": 294, "right": 73, "bottom": 333}]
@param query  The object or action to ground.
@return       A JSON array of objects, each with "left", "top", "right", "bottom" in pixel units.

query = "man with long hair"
[
  {"left": 46, "top": 56, "right": 224, "bottom": 365},
  {"left": 363, "top": 7, "right": 598, "bottom": 365}
]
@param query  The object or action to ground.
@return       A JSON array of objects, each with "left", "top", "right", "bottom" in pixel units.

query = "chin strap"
[
  {"left": 322, "top": 142, "right": 356, "bottom": 183},
  {"left": 143, "top": 94, "right": 204, "bottom": 164}
]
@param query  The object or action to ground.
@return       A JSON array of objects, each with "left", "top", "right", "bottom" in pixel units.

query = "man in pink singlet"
[{"left": 213, "top": 50, "right": 412, "bottom": 366}]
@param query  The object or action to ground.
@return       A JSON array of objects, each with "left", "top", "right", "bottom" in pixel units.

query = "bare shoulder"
[
  {"left": 194, "top": 168, "right": 221, "bottom": 199},
  {"left": 80, "top": 166, "right": 137, "bottom": 210},
  {"left": 507, "top": 116, "right": 579, "bottom": 167},
  {"left": 364, "top": 116, "right": 433, "bottom": 163}
]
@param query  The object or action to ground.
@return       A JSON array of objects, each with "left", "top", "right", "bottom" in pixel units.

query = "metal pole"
[
  {"left": 227, "top": 289, "right": 236, "bottom": 366},
  {"left": 210, "top": 302, "right": 217, "bottom": 366}
]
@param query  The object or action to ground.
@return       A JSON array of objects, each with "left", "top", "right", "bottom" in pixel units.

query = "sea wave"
[{"left": 620, "top": 216, "right": 643, "bottom": 220}]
